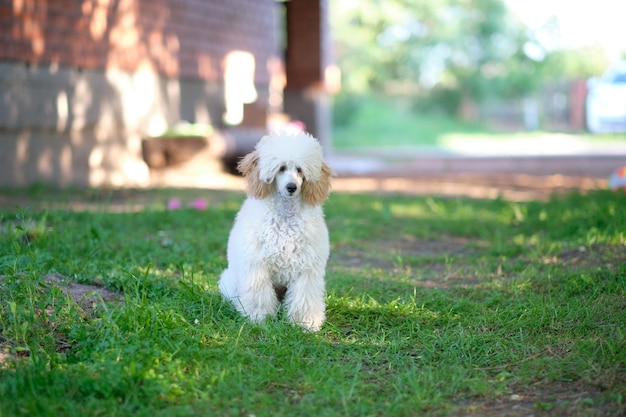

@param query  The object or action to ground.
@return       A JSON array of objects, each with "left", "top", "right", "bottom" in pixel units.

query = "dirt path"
[
  {"left": 333, "top": 172, "right": 607, "bottom": 201},
  {"left": 0, "top": 171, "right": 610, "bottom": 213}
]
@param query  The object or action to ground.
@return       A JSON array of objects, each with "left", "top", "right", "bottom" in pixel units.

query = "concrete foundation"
[{"left": 0, "top": 61, "right": 235, "bottom": 187}]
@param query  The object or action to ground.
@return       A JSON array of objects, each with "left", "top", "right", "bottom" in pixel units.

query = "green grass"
[
  {"left": 1, "top": 188, "right": 625, "bottom": 416},
  {"left": 332, "top": 97, "right": 489, "bottom": 148},
  {"left": 332, "top": 95, "right": 626, "bottom": 150}
]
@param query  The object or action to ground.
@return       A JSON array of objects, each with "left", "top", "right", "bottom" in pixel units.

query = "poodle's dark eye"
[
  {"left": 296, "top": 167, "right": 303, "bottom": 174},
  {"left": 279, "top": 165, "right": 286, "bottom": 172}
]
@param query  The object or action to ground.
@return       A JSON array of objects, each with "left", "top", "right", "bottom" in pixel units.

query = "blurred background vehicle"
[{"left": 586, "top": 61, "right": 626, "bottom": 133}]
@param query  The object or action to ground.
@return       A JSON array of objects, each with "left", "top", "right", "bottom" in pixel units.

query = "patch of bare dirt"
[
  {"left": 550, "top": 244, "right": 626, "bottom": 272},
  {"left": 458, "top": 378, "right": 626, "bottom": 417},
  {"left": 331, "top": 234, "right": 472, "bottom": 268},
  {"left": 43, "top": 273, "right": 124, "bottom": 314},
  {"left": 330, "top": 235, "right": 487, "bottom": 288},
  {"left": 0, "top": 273, "right": 124, "bottom": 365},
  {"left": 0, "top": 273, "right": 124, "bottom": 315},
  {"left": 332, "top": 238, "right": 626, "bottom": 289},
  {"left": 333, "top": 172, "right": 607, "bottom": 202}
]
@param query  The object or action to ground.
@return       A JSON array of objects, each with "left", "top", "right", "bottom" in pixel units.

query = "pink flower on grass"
[
  {"left": 167, "top": 198, "right": 182, "bottom": 210},
  {"left": 189, "top": 198, "right": 208, "bottom": 211}
]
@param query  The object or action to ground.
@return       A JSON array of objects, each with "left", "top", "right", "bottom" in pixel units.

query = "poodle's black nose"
[{"left": 286, "top": 183, "right": 297, "bottom": 194}]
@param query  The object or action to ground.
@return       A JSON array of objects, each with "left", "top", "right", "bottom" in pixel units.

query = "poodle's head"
[{"left": 237, "top": 131, "right": 332, "bottom": 205}]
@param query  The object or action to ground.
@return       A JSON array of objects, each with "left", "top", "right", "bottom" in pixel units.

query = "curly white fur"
[{"left": 219, "top": 131, "right": 332, "bottom": 331}]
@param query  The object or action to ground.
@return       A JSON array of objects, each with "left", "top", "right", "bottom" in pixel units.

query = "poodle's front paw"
[
  {"left": 303, "top": 321, "right": 322, "bottom": 332},
  {"left": 239, "top": 308, "right": 276, "bottom": 324},
  {"left": 245, "top": 309, "right": 275, "bottom": 325},
  {"left": 238, "top": 300, "right": 278, "bottom": 325},
  {"left": 290, "top": 310, "right": 325, "bottom": 332},
  {"left": 237, "top": 286, "right": 279, "bottom": 324}
]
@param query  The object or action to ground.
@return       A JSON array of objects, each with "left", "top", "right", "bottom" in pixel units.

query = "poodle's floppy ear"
[
  {"left": 237, "top": 151, "right": 273, "bottom": 199},
  {"left": 302, "top": 162, "right": 333, "bottom": 206}
]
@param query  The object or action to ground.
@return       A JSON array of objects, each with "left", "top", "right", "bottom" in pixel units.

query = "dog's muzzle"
[{"left": 286, "top": 182, "right": 297, "bottom": 194}]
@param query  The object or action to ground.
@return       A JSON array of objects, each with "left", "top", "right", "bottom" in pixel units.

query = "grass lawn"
[
  {"left": 332, "top": 97, "right": 488, "bottom": 149},
  {"left": 332, "top": 96, "right": 626, "bottom": 151},
  {"left": 0, "top": 187, "right": 625, "bottom": 416}
]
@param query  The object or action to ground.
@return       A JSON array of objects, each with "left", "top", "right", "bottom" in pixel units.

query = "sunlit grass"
[{"left": 0, "top": 188, "right": 625, "bottom": 416}]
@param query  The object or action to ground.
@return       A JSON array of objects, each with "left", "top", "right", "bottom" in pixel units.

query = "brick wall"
[
  {"left": 2, "top": 0, "right": 275, "bottom": 82},
  {"left": 0, "top": 0, "right": 278, "bottom": 187},
  {"left": 285, "top": 0, "right": 324, "bottom": 90}
]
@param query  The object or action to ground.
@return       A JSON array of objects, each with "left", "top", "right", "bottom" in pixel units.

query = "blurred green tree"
[
  {"left": 541, "top": 44, "right": 610, "bottom": 81},
  {"left": 330, "top": 0, "right": 608, "bottom": 117}
]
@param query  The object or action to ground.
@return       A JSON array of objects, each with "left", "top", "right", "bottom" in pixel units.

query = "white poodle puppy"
[{"left": 219, "top": 131, "right": 333, "bottom": 331}]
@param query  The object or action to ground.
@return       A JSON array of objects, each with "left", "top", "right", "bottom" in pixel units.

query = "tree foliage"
[
  {"left": 330, "top": 0, "right": 609, "bottom": 115},
  {"left": 540, "top": 44, "right": 610, "bottom": 81}
]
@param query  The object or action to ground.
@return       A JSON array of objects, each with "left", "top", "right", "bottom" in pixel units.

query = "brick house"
[{"left": 0, "top": 0, "right": 331, "bottom": 186}]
